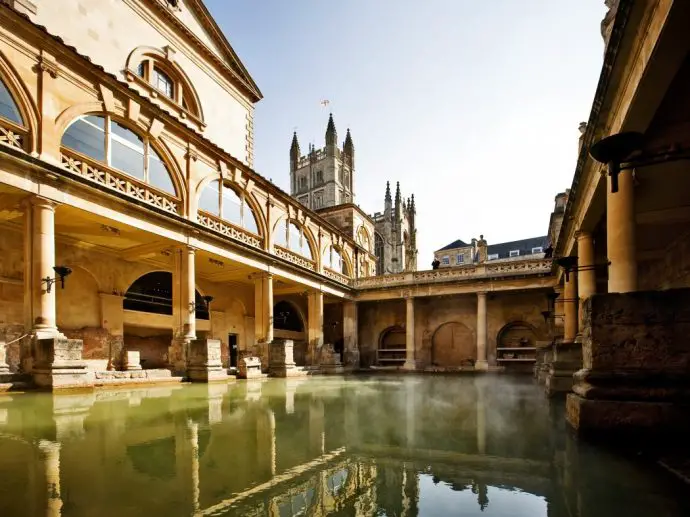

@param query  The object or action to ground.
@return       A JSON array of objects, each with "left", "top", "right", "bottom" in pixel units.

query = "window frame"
[
  {"left": 531, "top": 246, "right": 543, "bottom": 254},
  {"left": 487, "top": 253, "right": 499, "bottom": 260},
  {"left": 456, "top": 254, "right": 464, "bottom": 264},
  {"left": 442, "top": 256, "right": 450, "bottom": 265},
  {"left": 198, "top": 178, "right": 260, "bottom": 236},
  {"left": 62, "top": 114, "right": 177, "bottom": 196},
  {"left": 509, "top": 250, "right": 520, "bottom": 257}
]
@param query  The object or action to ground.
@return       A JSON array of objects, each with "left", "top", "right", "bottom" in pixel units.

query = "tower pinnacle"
[{"left": 325, "top": 113, "right": 337, "bottom": 146}]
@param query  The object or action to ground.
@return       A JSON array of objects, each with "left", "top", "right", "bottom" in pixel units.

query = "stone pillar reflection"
[
  {"left": 576, "top": 231, "right": 596, "bottom": 334},
  {"left": 607, "top": 169, "right": 637, "bottom": 293},
  {"left": 257, "top": 409, "right": 276, "bottom": 478},
  {"left": 189, "top": 420, "right": 200, "bottom": 514},
  {"left": 476, "top": 383, "right": 486, "bottom": 455},
  {"left": 31, "top": 198, "right": 58, "bottom": 337},
  {"left": 38, "top": 440, "right": 62, "bottom": 517},
  {"left": 307, "top": 291, "right": 324, "bottom": 365},
  {"left": 563, "top": 272, "right": 578, "bottom": 342},
  {"left": 475, "top": 292, "right": 488, "bottom": 370},
  {"left": 175, "top": 418, "right": 200, "bottom": 514},
  {"left": 404, "top": 297, "right": 416, "bottom": 370},
  {"left": 309, "top": 399, "right": 325, "bottom": 456}
]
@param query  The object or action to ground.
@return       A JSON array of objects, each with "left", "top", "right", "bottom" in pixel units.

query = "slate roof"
[
  {"left": 487, "top": 236, "right": 548, "bottom": 259},
  {"left": 436, "top": 239, "right": 470, "bottom": 252}
]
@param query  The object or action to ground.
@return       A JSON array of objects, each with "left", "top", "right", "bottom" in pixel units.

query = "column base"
[
  {"left": 403, "top": 360, "right": 417, "bottom": 371},
  {"left": 269, "top": 340, "right": 307, "bottom": 378},
  {"left": 544, "top": 341, "right": 582, "bottom": 397},
  {"left": 566, "top": 392, "right": 690, "bottom": 440},
  {"left": 32, "top": 335, "right": 93, "bottom": 390},
  {"left": 474, "top": 360, "right": 489, "bottom": 372},
  {"left": 168, "top": 336, "right": 191, "bottom": 376},
  {"left": 187, "top": 338, "right": 228, "bottom": 383}
]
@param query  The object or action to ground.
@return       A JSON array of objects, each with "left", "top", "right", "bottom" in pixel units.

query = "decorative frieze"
[
  {"left": 274, "top": 245, "right": 316, "bottom": 271},
  {"left": 61, "top": 149, "right": 181, "bottom": 215},
  {"left": 323, "top": 267, "right": 351, "bottom": 285},
  {"left": 197, "top": 211, "right": 262, "bottom": 249},
  {"left": 0, "top": 121, "right": 26, "bottom": 151}
]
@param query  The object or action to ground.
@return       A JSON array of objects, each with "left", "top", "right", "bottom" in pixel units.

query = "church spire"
[
  {"left": 325, "top": 113, "right": 337, "bottom": 147},
  {"left": 384, "top": 181, "right": 392, "bottom": 216},
  {"left": 343, "top": 128, "right": 354, "bottom": 167},
  {"left": 290, "top": 131, "right": 300, "bottom": 171},
  {"left": 395, "top": 181, "right": 402, "bottom": 219}
]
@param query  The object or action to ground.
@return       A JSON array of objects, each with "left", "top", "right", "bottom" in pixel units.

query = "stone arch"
[
  {"left": 377, "top": 325, "right": 406, "bottom": 366},
  {"left": 356, "top": 225, "right": 372, "bottom": 252},
  {"left": 195, "top": 174, "right": 267, "bottom": 240},
  {"left": 273, "top": 299, "right": 305, "bottom": 333},
  {"left": 272, "top": 216, "right": 318, "bottom": 261},
  {"left": 321, "top": 242, "right": 353, "bottom": 276},
  {"left": 125, "top": 46, "right": 204, "bottom": 122},
  {"left": 58, "top": 110, "right": 187, "bottom": 203},
  {"left": 431, "top": 321, "right": 475, "bottom": 368},
  {"left": 124, "top": 271, "right": 209, "bottom": 320},
  {"left": 496, "top": 321, "right": 538, "bottom": 349},
  {"left": 0, "top": 49, "right": 40, "bottom": 153}
]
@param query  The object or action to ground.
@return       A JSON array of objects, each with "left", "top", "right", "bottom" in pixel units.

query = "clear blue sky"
[{"left": 206, "top": 0, "right": 608, "bottom": 267}]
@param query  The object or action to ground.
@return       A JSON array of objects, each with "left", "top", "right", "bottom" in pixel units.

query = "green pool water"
[{"left": 0, "top": 375, "right": 687, "bottom": 517}]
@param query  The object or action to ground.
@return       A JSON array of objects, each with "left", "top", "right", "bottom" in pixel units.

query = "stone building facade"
[{"left": 0, "top": 0, "right": 566, "bottom": 391}]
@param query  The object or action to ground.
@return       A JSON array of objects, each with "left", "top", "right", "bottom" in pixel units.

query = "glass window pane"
[
  {"left": 301, "top": 239, "right": 313, "bottom": 260},
  {"left": 221, "top": 185, "right": 242, "bottom": 225},
  {"left": 153, "top": 68, "right": 173, "bottom": 98},
  {"left": 148, "top": 147, "right": 175, "bottom": 194},
  {"left": 0, "top": 79, "right": 22, "bottom": 125},
  {"left": 274, "top": 220, "right": 287, "bottom": 248},
  {"left": 244, "top": 206, "right": 259, "bottom": 235},
  {"left": 62, "top": 116, "right": 106, "bottom": 162},
  {"left": 322, "top": 246, "right": 331, "bottom": 268},
  {"left": 111, "top": 138, "right": 145, "bottom": 180},
  {"left": 111, "top": 121, "right": 145, "bottom": 150},
  {"left": 288, "top": 222, "right": 301, "bottom": 253},
  {"left": 199, "top": 180, "right": 220, "bottom": 215},
  {"left": 137, "top": 61, "right": 146, "bottom": 78}
]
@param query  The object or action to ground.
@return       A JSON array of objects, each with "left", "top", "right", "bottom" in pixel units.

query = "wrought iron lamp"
[
  {"left": 555, "top": 256, "right": 578, "bottom": 281},
  {"left": 590, "top": 131, "right": 690, "bottom": 193},
  {"left": 43, "top": 266, "right": 72, "bottom": 293},
  {"left": 189, "top": 295, "right": 214, "bottom": 313}
]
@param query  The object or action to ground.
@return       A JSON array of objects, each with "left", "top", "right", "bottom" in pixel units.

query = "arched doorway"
[
  {"left": 123, "top": 272, "right": 208, "bottom": 369},
  {"left": 273, "top": 300, "right": 307, "bottom": 365},
  {"left": 431, "top": 322, "right": 475, "bottom": 368},
  {"left": 377, "top": 326, "right": 406, "bottom": 367},
  {"left": 496, "top": 321, "right": 538, "bottom": 370}
]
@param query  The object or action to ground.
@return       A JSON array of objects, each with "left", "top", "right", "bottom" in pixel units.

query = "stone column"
[
  {"left": 31, "top": 197, "right": 58, "bottom": 337},
  {"left": 607, "top": 169, "right": 637, "bottom": 293},
  {"left": 563, "top": 273, "right": 578, "bottom": 343},
  {"left": 22, "top": 200, "right": 34, "bottom": 371},
  {"left": 182, "top": 246, "right": 196, "bottom": 340},
  {"left": 404, "top": 297, "right": 416, "bottom": 370},
  {"left": 254, "top": 273, "right": 273, "bottom": 348},
  {"left": 169, "top": 246, "right": 196, "bottom": 374},
  {"left": 475, "top": 292, "right": 488, "bottom": 371},
  {"left": 307, "top": 290, "right": 324, "bottom": 366},
  {"left": 577, "top": 231, "right": 596, "bottom": 334},
  {"left": 342, "top": 301, "right": 359, "bottom": 368},
  {"left": 553, "top": 285, "right": 565, "bottom": 334},
  {"left": 38, "top": 440, "right": 62, "bottom": 517}
]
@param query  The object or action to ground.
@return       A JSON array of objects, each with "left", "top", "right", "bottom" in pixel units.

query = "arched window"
[
  {"left": 0, "top": 78, "right": 23, "bottom": 126},
  {"left": 61, "top": 115, "right": 176, "bottom": 195},
  {"left": 274, "top": 219, "right": 313, "bottom": 260},
  {"left": 374, "top": 232, "right": 384, "bottom": 275},
  {"left": 129, "top": 53, "right": 203, "bottom": 123},
  {"left": 322, "top": 245, "right": 347, "bottom": 274},
  {"left": 124, "top": 272, "right": 209, "bottom": 320},
  {"left": 198, "top": 179, "right": 260, "bottom": 235}
]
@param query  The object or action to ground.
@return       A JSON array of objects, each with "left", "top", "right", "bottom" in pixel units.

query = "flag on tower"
[{"left": 320, "top": 100, "right": 330, "bottom": 108}]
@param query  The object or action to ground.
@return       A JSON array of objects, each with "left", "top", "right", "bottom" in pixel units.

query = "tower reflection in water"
[{"left": 0, "top": 376, "right": 688, "bottom": 517}]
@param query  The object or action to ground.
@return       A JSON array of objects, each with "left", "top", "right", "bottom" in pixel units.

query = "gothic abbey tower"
[
  {"left": 290, "top": 113, "right": 354, "bottom": 210},
  {"left": 289, "top": 114, "right": 417, "bottom": 275},
  {"left": 372, "top": 181, "right": 418, "bottom": 275}
]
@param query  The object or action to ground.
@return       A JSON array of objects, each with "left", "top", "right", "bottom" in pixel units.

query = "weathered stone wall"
[
  {"left": 358, "top": 291, "right": 548, "bottom": 369},
  {"left": 639, "top": 232, "right": 690, "bottom": 290},
  {"left": 123, "top": 331, "right": 172, "bottom": 369}
]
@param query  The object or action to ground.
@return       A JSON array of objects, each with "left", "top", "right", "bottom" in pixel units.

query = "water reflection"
[{"left": 0, "top": 375, "right": 687, "bottom": 517}]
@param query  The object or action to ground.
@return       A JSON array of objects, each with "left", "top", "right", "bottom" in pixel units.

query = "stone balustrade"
[{"left": 355, "top": 258, "right": 553, "bottom": 289}]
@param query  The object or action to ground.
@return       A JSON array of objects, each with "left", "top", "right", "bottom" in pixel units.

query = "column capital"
[
  {"left": 249, "top": 271, "right": 273, "bottom": 281},
  {"left": 24, "top": 195, "right": 59, "bottom": 211},
  {"left": 477, "top": 291, "right": 488, "bottom": 298},
  {"left": 575, "top": 230, "right": 593, "bottom": 241}
]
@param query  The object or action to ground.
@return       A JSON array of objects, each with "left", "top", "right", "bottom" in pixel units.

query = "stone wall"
[
  {"left": 567, "top": 288, "right": 690, "bottom": 438},
  {"left": 639, "top": 231, "right": 690, "bottom": 290},
  {"left": 358, "top": 291, "right": 547, "bottom": 369}
]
